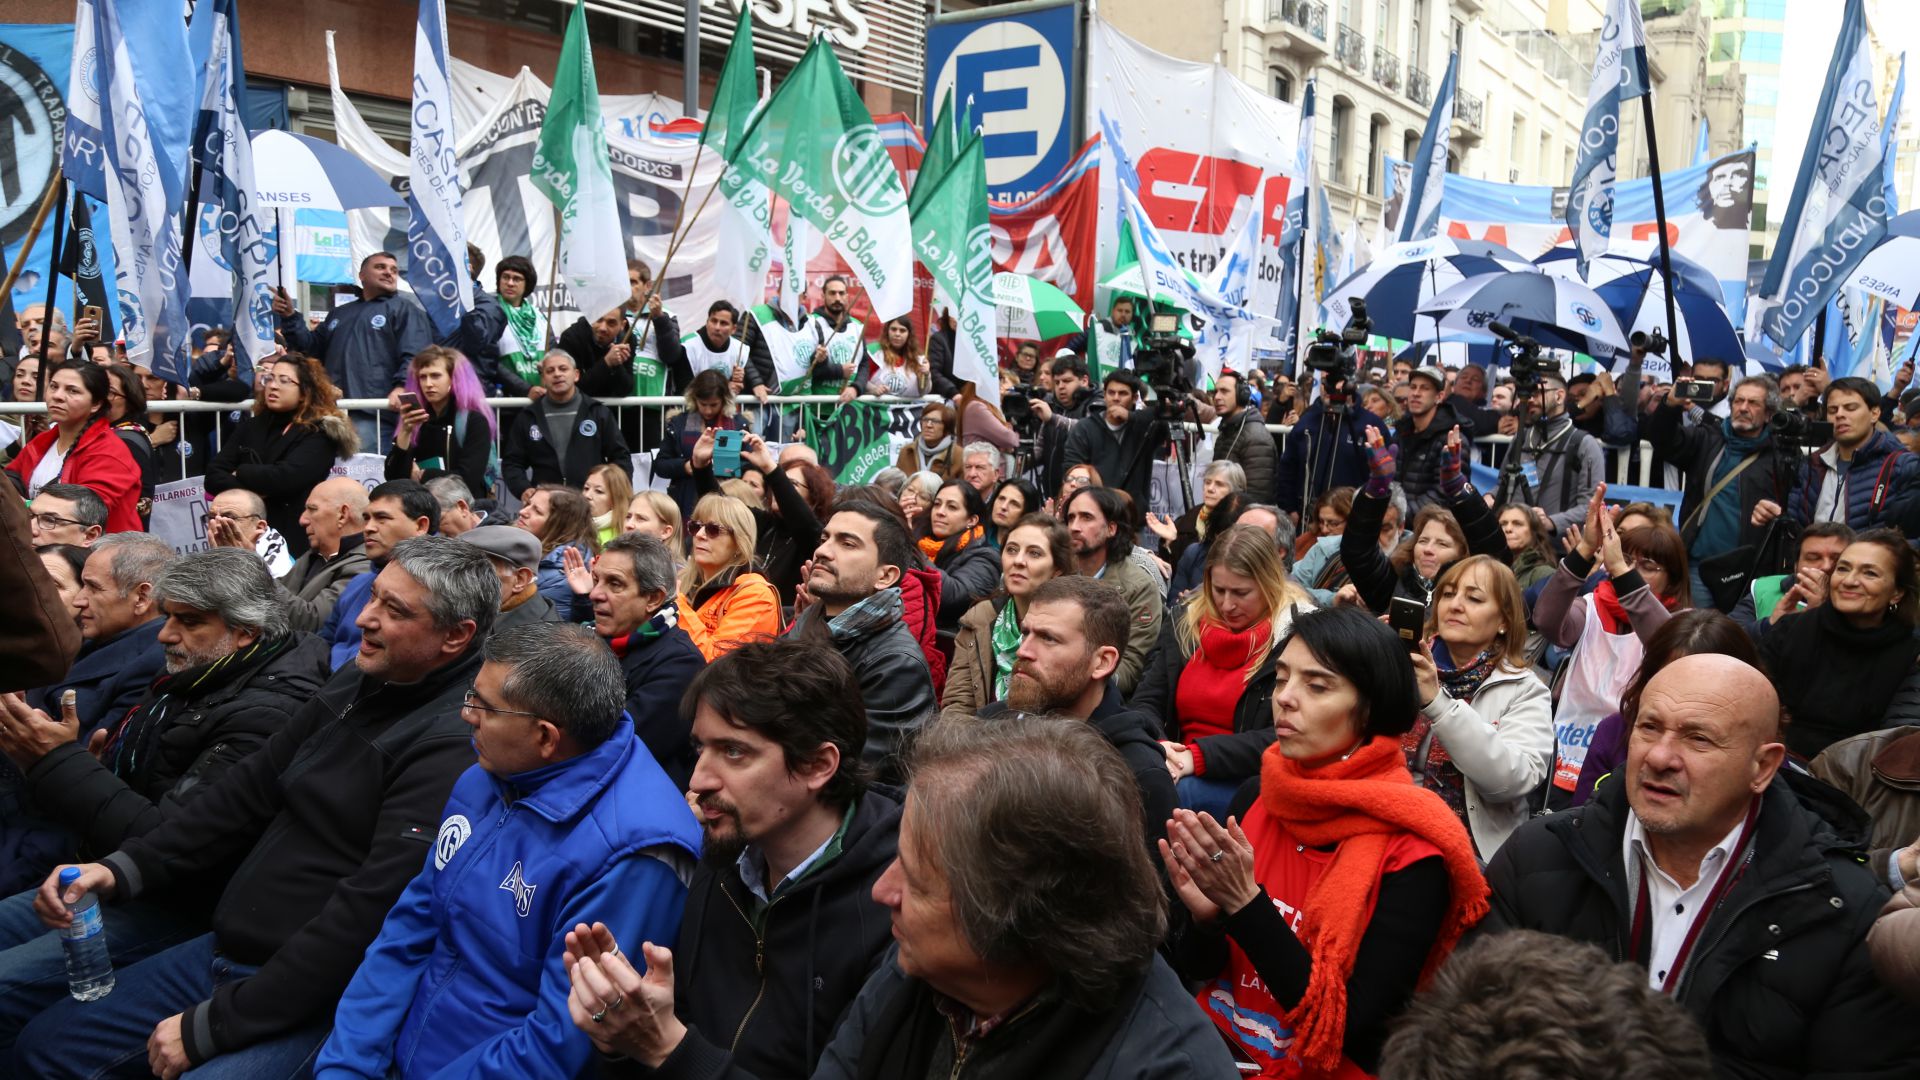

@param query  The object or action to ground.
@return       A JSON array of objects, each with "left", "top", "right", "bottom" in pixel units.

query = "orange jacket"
[{"left": 685, "top": 571, "right": 781, "bottom": 660}]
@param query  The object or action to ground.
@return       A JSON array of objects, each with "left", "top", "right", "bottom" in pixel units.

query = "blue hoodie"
[{"left": 315, "top": 718, "right": 702, "bottom": 1080}]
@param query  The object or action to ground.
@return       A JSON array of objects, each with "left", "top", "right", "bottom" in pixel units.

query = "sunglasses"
[{"left": 689, "top": 521, "right": 733, "bottom": 539}]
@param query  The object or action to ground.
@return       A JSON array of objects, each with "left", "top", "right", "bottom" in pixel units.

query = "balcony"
[
  {"left": 1408, "top": 66, "right": 1431, "bottom": 107},
  {"left": 1336, "top": 26, "right": 1368, "bottom": 70},
  {"left": 1454, "top": 89, "right": 1484, "bottom": 145},
  {"left": 1373, "top": 45, "right": 1400, "bottom": 90},
  {"left": 1267, "top": 0, "right": 1330, "bottom": 59}
]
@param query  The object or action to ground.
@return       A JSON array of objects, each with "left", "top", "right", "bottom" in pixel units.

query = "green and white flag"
[
  {"left": 911, "top": 131, "right": 998, "bottom": 404},
  {"left": 807, "top": 400, "right": 902, "bottom": 484},
  {"left": 705, "top": 7, "right": 772, "bottom": 309},
  {"left": 727, "top": 38, "right": 914, "bottom": 320},
  {"left": 531, "top": 2, "right": 628, "bottom": 324}
]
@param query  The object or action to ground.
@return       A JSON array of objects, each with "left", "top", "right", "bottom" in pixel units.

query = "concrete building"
[{"left": 1695, "top": 0, "right": 1785, "bottom": 258}]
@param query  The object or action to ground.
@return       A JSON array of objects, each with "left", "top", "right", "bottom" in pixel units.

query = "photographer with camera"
[
  {"left": 1062, "top": 370, "right": 1168, "bottom": 514},
  {"left": 1016, "top": 355, "right": 1097, "bottom": 496},
  {"left": 1277, "top": 377, "right": 1386, "bottom": 522},
  {"left": 1515, "top": 371, "right": 1605, "bottom": 540},
  {"left": 1646, "top": 371, "right": 1795, "bottom": 610},
  {"left": 1751, "top": 377, "right": 1920, "bottom": 538}
]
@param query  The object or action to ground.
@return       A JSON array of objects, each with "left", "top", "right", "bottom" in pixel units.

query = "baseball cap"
[
  {"left": 1410, "top": 365, "right": 1447, "bottom": 391},
  {"left": 460, "top": 525, "right": 541, "bottom": 572}
]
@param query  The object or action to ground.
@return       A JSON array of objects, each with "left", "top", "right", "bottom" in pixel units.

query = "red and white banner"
[{"left": 989, "top": 136, "right": 1101, "bottom": 314}]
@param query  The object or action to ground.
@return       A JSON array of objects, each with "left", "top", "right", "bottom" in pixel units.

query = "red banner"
[{"left": 989, "top": 137, "right": 1101, "bottom": 314}]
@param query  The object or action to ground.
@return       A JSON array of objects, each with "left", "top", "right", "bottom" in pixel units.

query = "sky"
[{"left": 1770, "top": 0, "right": 1920, "bottom": 228}]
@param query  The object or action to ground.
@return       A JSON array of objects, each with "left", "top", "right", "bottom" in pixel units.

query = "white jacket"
[{"left": 1416, "top": 662, "right": 1554, "bottom": 861}]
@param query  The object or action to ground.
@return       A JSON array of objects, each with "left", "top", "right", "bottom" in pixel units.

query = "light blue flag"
[
  {"left": 1757, "top": 0, "right": 1887, "bottom": 350},
  {"left": 72, "top": 0, "right": 197, "bottom": 382},
  {"left": 1270, "top": 79, "right": 1315, "bottom": 366},
  {"left": 1399, "top": 53, "right": 1459, "bottom": 243},
  {"left": 405, "top": 0, "right": 474, "bottom": 337},
  {"left": 190, "top": 0, "right": 275, "bottom": 380},
  {"left": 1565, "top": 0, "right": 1650, "bottom": 277},
  {"left": 1692, "top": 118, "right": 1710, "bottom": 166},
  {"left": 1313, "top": 182, "right": 1338, "bottom": 305}
]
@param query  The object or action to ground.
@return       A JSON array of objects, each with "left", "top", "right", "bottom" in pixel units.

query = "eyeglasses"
[
  {"left": 462, "top": 689, "right": 543, "bottom": 719},
  {"left": 689, "top": 521, "right": 733, "bottom": 539},
  {"left": 1630, "top": 558, "right": 1665, "bottom": 577},
  {"left": 262, "top": 375, "right": 301, "bottom": 389},
  {"left": 30, "top": 512, "right": 85, "bottom": 530},
  {"left": 1316, "top": 517, "right": 1345, "bottom": 531}
]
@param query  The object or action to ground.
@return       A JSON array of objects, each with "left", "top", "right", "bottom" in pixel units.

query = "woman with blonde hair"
[
  {"left": 583, "top": 463, "right": 635, "bottom": 548},
  {"left": 896, "top": 469, "right": 943, "bottom": 537},
  {"left": 1133, "top": 524, "right": 1317, "bottom": 818},
  {"left": 1406, "top": 554, "right": 1553, "bottom": 859},
  {"left": 677, "top": 493, "right": 780, "bottom": 659}
]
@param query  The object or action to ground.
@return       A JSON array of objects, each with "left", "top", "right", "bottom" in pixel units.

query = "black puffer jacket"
[
  {"left": 931, "top": 538, "right": 1000, "bottom": 630},
  {"left": 23, "top": 633, "right": 333, "bottom": 860},
  {"left": 638, "top": 791, "right": 901, "bottom": 1080},
  {"left": 1483, "top": 770, "right": 1920, "bottom": 1079},
  {"left": 1212, "top": 407, "right": 1277, "bottom": 498},
  {"left": 1129, "top": 603, "right": 1288, "bottom": 785},
  {"left": 1390, "top": 402, "right": 1475, "bottom": 510},
  {"left": 206, "top": 412, "right": 357, "bottom": 559},
  {"left": 1340, "top": 483, "right": 1506, "bottom": 615},
  {"left": 789, "top": 600, "right": 936, "bottom": 786}
]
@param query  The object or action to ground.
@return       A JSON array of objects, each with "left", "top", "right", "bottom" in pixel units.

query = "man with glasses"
[
  {"left": 13, "top": 537, "right": 497, "bottom": 1078},
  {"left": 318, "top": 621, "right": 700, "bottom": 1080},
  {"left": 203, "top": 488, "right": 295, "bottom": 577},
  {"left": 26, "top": 484, "right": 106, "bottom": 549},
  {"left": 24, "top": 534, "right": 172, "bottom": 739}
]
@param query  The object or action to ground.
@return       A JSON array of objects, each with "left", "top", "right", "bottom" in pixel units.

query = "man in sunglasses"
[{"left": 26, "top": 483, "right": 107, "bottom": 549}]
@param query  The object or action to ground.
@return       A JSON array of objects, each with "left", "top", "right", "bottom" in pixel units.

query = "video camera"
[
  {"left": 1304, "top": 298, "right": 1370, "bottom": 407},
  {"left": 1771, "top": 409, "right": 1834, "bottom": 447},
  {"left": 999, "top": 384, "right": 1046, "bottom": 436},
  {"left": 1133, "top": 309, "right": 1198, "bottom": 403},
  {"left": 1630, "top": 328, "right": 1669, "bottom": 358},
  {"left": 1488, "top": 320, "right": 1556, "bottom": 388}
]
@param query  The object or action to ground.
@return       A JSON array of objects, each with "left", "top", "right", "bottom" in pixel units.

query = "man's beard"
[
  {"left": 810, "top": 565, "right": 875, "bottom": 606},
  {"left": 166, "top": 633, "right": 236, "bottom": 674},
  {"left": 1003, "top": 662, "right": 1077, "bottom": 712},
  {"left": 697, "top": 795, "right": 750, "bottom": 864}
]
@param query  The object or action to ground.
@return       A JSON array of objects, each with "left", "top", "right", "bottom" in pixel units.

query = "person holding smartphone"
[
  {"left": 385, "top": 346, "right": 498, "bottom": 497},
  {"left": 1337, "top": 426, "right": 1504, "bottom": 616}
]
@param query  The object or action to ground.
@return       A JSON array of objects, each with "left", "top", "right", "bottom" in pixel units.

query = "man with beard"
[
  {"left": 319, "top": 622, "right": 700, "bottom": 1080},
  {"left": 680, "top": 301, "right": 750, "bottom": 388},
  {"left": 558, "top": 636, "right": 899, "bottom": 1080},
  {"left": 1646, "top": 373, "right": 1796, "bottom": 609},
  {"left": 587, "top": 533, "right": 706, "bottom": 789},
  {"left": 1062, "top": 486, "right": 1163, "bottom": 696},
  {"left": 1693, "top": 152, "right": 1754, "bottom": 231},
  {"left": 975, "top": 575, "right": 1172, "bottom": 852},
  {"left": 0, "top": 549, "right": 333, "bottom": 1046},
  {"left": 789, "top": 503, "right": 935, "bottom": 785},
  {"left": 571, "top": 263, "right": 690, "bottom": 450},
  {"left": 1515, "top": 372, "right": 1604, "bottom": 540}
]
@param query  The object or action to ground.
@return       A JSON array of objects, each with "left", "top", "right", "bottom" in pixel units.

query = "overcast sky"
[{"left": 1770, "top": 0, "right": 1918, "bottom": 226}]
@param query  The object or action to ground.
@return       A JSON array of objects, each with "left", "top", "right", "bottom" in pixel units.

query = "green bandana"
[{"left": 991, "top": 600, "right": 1023, "bottom": 699}]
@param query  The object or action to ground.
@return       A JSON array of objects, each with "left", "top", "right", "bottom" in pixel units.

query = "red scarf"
[
  {"left": 1591, "top": 578, "right": 1683, "bottom": 634},
  {"left": 1258, "top": 737, "right": 1490, "bottom": 1073}
]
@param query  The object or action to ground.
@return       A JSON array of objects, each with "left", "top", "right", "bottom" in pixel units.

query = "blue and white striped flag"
[
  {"left": 405, "top": 0, "right": 474, "bottom": 337},
  {"left": 1565, "top": 0, "right": 1649, "bottom": 278},
  {"left": 1398, "top": 53, "right": 1458, "bottom": 243},
  {"left": 1272, "top": 79, "right": 1315, "bottom": 365},
  {"left": 67, "top": 0, "right": 197, "bottom": 383},
  {"left": 191, "top": 0, "right": 276, "bottom": 378},
  {"left": 1758, "top": 0, "right": 1887, "bottom": 351}
]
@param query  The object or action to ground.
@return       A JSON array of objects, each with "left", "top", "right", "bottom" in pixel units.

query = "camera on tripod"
[
  {"left": 1771, "top": 409, "right": 1834, "bottom": 447},
  {"left": 1133, "top": 308, "right": 1198, "bottom": 406},
  {"left": 1489, "top": 320, "right": 1555, "bottom": 386},
  {"left": 1305, "top": 297, "right": 1371, "bottom": 378}
]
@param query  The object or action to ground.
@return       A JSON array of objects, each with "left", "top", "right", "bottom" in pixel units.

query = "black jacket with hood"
[
  {"left": 1390, "top": 400, "right": 1475, "bottom": 511},
  {"left": 979, "top": 685, "right": 1174, "bottom": 851},
  {"left": 634, "top": 791, "right": 901, "bottom": 1080},
  {"left": 1482, "top": 769, "right": 1920, "bottom": 1079}
]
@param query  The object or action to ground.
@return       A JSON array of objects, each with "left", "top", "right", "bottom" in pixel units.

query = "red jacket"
[
  {"left": 7, "top": 421, "right": 144, "bottom": 533},
  {"left": 900, "top": 567, "right": 948, "bottom": 696}
]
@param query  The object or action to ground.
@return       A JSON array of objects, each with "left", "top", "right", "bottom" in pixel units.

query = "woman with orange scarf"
[
  {"left": 919, "top": 478, "right": 999, "bottom": 631},
  {"left": 1160, "top": 606, "right": 1489, "bottom": 1079}
]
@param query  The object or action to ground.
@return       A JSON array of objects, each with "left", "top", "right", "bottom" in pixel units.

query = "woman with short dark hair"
[
  {"left": 1162, "top": 606, "right": 1489, "bottom": 1077},
  {"left": 204, "top": 353, "right": 358, "bottom": 558}
]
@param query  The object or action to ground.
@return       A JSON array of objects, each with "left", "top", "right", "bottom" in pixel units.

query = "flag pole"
[
  {"left": 1639, "top": 93, "right": 1681, "bottom": 358},
  {"left": 36, "top": 182, "right": 68, "bottom": 393},
  {"left": 0, "top": 177, "right": 62, "bottom": 299},
  {"left": 632, "top": 178, "right": 726, "bottom": 358},
  {"left": 542, "top": 203, "right": 563, "bottom": 347}
]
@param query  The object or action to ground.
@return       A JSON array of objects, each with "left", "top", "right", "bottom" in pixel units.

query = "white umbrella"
[{"left": 250, "top": 129, "right": 403, "bottom": 211}]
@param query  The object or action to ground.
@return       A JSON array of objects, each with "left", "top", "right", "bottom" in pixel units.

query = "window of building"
[
  {"left": 1274, "top": 69, "right": 1294, "bottom": 102},
  {"left": 1331, "top": 98, "right": 1354, "bottom": 184},
  {"left": 1404, "top": 130, "right": 1420, "bottom": 164},
  {"left": 1538, "top": 132, "right": 1552, "bottom": 182},
  {"left": 1451, "top": 15, "right": 1464, "bottom": 57},
  {"left": 1368, "top": 117, "right": 1387, "bottom": 194}
]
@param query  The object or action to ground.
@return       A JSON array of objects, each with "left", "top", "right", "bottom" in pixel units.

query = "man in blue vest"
[{"left": 316, "top": 621, "right": 701, "bottom": 1079}]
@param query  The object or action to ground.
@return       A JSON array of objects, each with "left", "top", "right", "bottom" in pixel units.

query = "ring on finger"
[
  {"left": 591, "top": 1008, "right": 608, "bottom": 1024},
  {"left": 1209, "top": 849, "right": 1226, "bottom": 863},
  {"left": 607, "top": 994, "right": 624, "bottom": 1012}
]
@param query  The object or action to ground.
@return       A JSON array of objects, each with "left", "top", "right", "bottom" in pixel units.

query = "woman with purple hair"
[{"left": 385, "top": 344, "right": 500, "bottom": 496}]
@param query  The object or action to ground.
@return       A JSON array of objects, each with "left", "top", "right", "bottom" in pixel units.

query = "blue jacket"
[
  {"left": 279, "top": 293, "right": 433, "bottom": 400},
  {"left": 321, "top": 570, "right": 376, "bottom": 671},
  {"left": 1787, "top": 429, "right": 1920, "bottom": 535},
  {"left": 535, "top": 542, "right": 590, "bottom": 614},
  {"left": 26, "top": 618, "right": 165, "bottom": 737},
  {"left": 1274, "top": 399, "right": 1387, "bottom": 515},
  {"left": 316, "top": 718, "right": 702, "bottom": 1080}
]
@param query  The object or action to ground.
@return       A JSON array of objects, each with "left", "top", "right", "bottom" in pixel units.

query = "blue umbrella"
[
  {"left": 1418, "top": 271, "right": 1633, "bottom": 357},
  {"left": 1321, "top": 237, "right": 1534, "bottom": 340},
  {"left": 1394, "top": 339, "right": 1502, "bottom": 370},
  {"left": 251, "top": 129, "right": 404, "bottom": 211},
  {"left": 1534, "top": 244, "right": 1739, "bottom": 364}
]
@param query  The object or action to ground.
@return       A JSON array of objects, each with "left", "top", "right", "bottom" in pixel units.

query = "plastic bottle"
[{"left": 58, "top": 867, "right": 114, "bottom": 1001}]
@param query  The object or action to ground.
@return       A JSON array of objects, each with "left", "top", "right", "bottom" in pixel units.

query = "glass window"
[
  {"left": 1274, "top": 70, "right": 1294, "bottom": 102},
  {"left": 1368, "top": 120, "right": 1383, "bottom": 194},
  {"left": 1331, "top": 101, "right": 1353, "bottom": 184}
]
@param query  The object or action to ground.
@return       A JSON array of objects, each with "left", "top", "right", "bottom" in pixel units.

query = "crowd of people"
[{"left": 4, "top": 256, "right": 1920, "bottom": 1079}]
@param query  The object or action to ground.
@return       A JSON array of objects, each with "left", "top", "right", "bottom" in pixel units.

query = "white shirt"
[
  {"left": 1623, "top": 808, "right": 1753, "bottom": 990},
  {"left": 27, "top": 441, "right": 67, "bottom": 496}
]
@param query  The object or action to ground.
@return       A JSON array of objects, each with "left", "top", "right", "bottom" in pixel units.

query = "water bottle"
[{"left": 58, "top": 868, "right": 114, "bottom": 1001}]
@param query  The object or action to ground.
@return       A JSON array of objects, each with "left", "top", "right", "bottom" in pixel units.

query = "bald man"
[
  {"left": 274, "top": 477, "right": 373, "bottom": 631},
  {"left": 1484, "top": 654, "right": 1918, "bottom": 1077}
]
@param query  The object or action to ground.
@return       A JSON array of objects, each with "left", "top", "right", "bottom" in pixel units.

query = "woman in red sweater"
[
  {"left": 1132, "top": 524, "right": 1316, "bottom": 820},
  {"left": 6, "top": 361, "right": 142, "bottom": 533},
  {"left": 1161, "top": 606, "right": 1488, "bottom": 1078}
]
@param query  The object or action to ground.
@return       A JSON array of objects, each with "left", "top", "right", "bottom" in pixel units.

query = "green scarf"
[
  {"left": 502, "top": 300, "right": 543, "bottom": 386},
  {"left": 990, "top": 600, "right": 1022, "bottom": 699}
]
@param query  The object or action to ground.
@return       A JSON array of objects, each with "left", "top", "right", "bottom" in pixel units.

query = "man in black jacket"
[
  {"left": 0, "top": 550, "right": 333, "bottom": 1051},
  {"left": 1392, "top": 366, "right": 1475, "bottom": 510},
  {"left": 1645, "top": 374, "right": 1795, "bottom": 611},
  {"left": 589, "top": 533, "right": 706, "bottom": 789},
  {"left": 1276, "top": 389, "right": 1387, "bottom": 520},
  {"left": 975, "top": 575, "right": 1173, "bottom": 851},
  {"left": 1029, "top": 354, "right": 1097, "bottom": 494},
  {"left": 1061, "top": 370, "right": 1168, "bottom": 514},
  {"left": 12, "top": 536, "right": 498, "bottom": 1078},
  {"left": 1482, "top": 654, "right": 1920, "bottom": 1079},
  {"left": 564, "top": 635, "right": 898, "bottom": 1079},
  {"left": 566, "top": 289, "right": 689, "bottom": 452},
  {"left": 788, "top": 503, "right": 935, "bottom": 786},
  {"left": 501, "top": 349, "right": 634, "bottom": 500},
  {"left": 1209, "top": 371, "right": 1277, "bottom": 499}
]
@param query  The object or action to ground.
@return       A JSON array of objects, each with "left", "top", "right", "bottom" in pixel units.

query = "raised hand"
[
  {"left": 1577, "top": 483, "right": 1609, "bottom": 560},
  {"left": 561, "top": 545, "right": 593, "bottom": 596}
]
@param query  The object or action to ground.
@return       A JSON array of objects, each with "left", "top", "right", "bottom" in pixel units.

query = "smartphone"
[
  {"left": 1388, "top": 596, "right": 1428, "bottom": 649},
  {"left": 396, "top": 391, "right": 423, "bottom": 413},
  {"left": 1675, "top": 379, "right": 1716, "bottom": 403},
  {"left": 712, "top": 429, "right": 743, "bottom": 478},
  {"left": 81, "top": 305, "right": 104, "bottom": 328}
]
